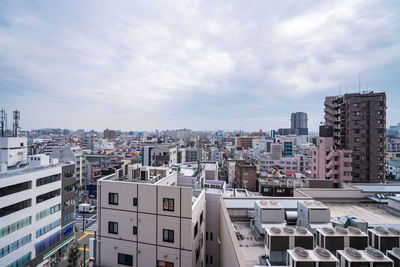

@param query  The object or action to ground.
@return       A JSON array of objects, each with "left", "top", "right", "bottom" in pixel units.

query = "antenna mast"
[
  {"left": 358, "top": 75, "right": 361, "bottom": 93},
  {"left": 13, "top": 110, "right": 20, "bottom": 137},
  {"left": 0, "top": 109, "right": 5, "bottom": 137}
]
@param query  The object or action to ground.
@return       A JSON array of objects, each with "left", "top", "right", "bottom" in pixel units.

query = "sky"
[{"left": 0, "top": 0, "right": 399, "bottom": 132}]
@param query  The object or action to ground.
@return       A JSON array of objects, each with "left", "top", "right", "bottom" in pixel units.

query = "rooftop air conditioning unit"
[
  {"left": 265, "top": 226, "right": 314, "bottom": 265},
  {"left": 368, "top": 227, "right": 400, "bottom": 252},
  {"left": 297, "top": 201, "right": 331, "bottom": 234},
  {"left": 386, "top": 247, "right": 400, "bottom": 267},
  {"left": 253, "top": 200, "right": 285, "bottom": 239},
  {"left": 347, "top": 226, "right": 369, "bottom": 250},
  {"left": 288, "top": 247, "right": 339, "bottom": 267},
  {"left": 337, "top": 247, "right": 394, "bottom": 267}
]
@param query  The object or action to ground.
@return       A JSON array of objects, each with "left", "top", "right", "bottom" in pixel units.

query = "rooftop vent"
[
  {"left": 345, "top": 247, "right": 362, "bottom": 258},
  {"left": 294, "top": 247, "right": 309, "bottom": 258},
  {"left": 348, "top": 226, "right": 361, "bottom": 234},
  {"left": 270, "top": 227, "right": 281, "bottom": 234},
  {"left": 283, "top": 227, "right": 294, "bottom": 234},
  {"left": 365, "top": 247, "right": 384, "bottom": 258},
  {"left": 388, "top": 227, "right": 400, "bottom": 235},
  {"left": 323, "top": 227, "right": 335, "bottom": 234},
  {"left": 335, "top": 226, "right": 348, "bottom": 234},
  {"left": 296, "top": 226, "right": 308, "bottom": 234},
  {"left": 393, "top": 247, "right": 400, "bottom": 255},
  {"left": 375, "top": 226, "right": 389, "bottom": 235},
  {"left": 315, "top": 247, "right": 331, "bottom": 258}
]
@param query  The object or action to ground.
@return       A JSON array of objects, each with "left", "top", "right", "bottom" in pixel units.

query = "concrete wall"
[{"left": 219, "top": 199, "right": 246, "bottom": 267}]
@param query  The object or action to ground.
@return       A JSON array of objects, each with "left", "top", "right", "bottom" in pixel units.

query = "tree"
[{"left": 67, "top": 244, "right": 81, "bottom": 267}]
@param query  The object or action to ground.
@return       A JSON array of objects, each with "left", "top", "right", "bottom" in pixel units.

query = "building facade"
[
  {"left": 291, "top": 112, "right": 308, "bottom": 135},
  {"left": 324, "top": 92, "right": 386, "bottom": 183}
]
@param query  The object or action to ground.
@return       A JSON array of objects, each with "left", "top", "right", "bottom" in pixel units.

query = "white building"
[
  {"left": 97, "top": 164, "right": 206, "bottom": 267},
  {"left": 0, "top": 136, "right": 76, "bottom": 267}
]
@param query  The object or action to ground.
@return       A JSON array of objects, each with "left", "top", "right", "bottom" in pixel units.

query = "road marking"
[
  {"left": 79, "top": 247, "right": 89, "bottom": 251},
  {"left": 78, "top": 232, "right": 89, "bottom": 241}
]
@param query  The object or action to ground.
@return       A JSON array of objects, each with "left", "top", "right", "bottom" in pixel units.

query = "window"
[
  {"left": 163, "top": 229, "right": 174, "bottom": 243},
  {"left": 206, "top": 232, "right": 208, "bottom": 240},
  {"left": 354, "top": 111, "right": 360, "bottom": 116},
  {"left": 0, "top": 234, "right": 31, "bottom": 259},
  {"left": 118, "top": 253, "right": 133, "bottom": 266},
  {"left": 210, "top": 232, "right": 213, "bottom": 241},
  {"left": 0, "top": 181, "right": 31, "bottom": 197},
  {"left": 377, "top": 120, "right": 383, "bottom": 124},
  {"left": 354, "top": 146, "right": 360, "bottom": 151},
  {"left": 108, "top": 222, "right": 118, "bottom": 234},
  {"left": 194, "top": 222, "right": 198, "bottom": 238},
  {"left": 354, "top": 138, "right": 360, "bottom": 142},
  {"left": 163, "top": 198, "right": 174, "bottom": 211},
  {"left": 133, "top": 226, "right": 137, "bottom": 235},
  {"left": 36, "top": 189, "right": 60, "bottom": 204},
  {"left": 200, "top": 211, "right": 203, "bottom": 225},
  {"left": 133, "top": 197, "right": 138, "bottom": 207},
  {"left": 0, "top": 199, "right": 31, "bottom": 218},
  {"left": 109, "top": 193, "right": 118, "bottom": 205},
  {"left": 36, "top": 174, "right": 60, "bottom": 187},
  {"left": 353, "top": 103, "right": 360, "bottom": 107},
  {"left": 354, "top": 120, "right": 359, "bottom": 125},
  {"left": 63, "top": 212, "right": 73, "bottom": 223},
  {"left": 354, "top": 129, "right": 360, "bottom": 134},
  {"left": 157, "top": 260, "right": 174, "bottom": 267},
  {"left": 0, "top": 216, "right": 31, "bottom": 239},
  {"left": 378, "top": 111, "right": 383, "bottom": 115},
  {"left": 36, "top": 219, "right": 60, "bottom": 238}
]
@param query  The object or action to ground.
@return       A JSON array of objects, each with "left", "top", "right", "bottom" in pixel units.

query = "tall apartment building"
[
  {"left": 291, "top": 112, "right": 308, "bottom": 135},
  {"left": 0, "top": 136, "right": 76, "bottom": 267},
  {"left": 235, "top": 137, "right": 256, "bottom": 149},
  {"left": 97, "top": 164, "right": 206, "bottom": 267},
  {"left": 324, "top": 92, "right": 386, "bottom": 183},
  {"left": 311, "top": 126, "right": 353, "bottom": 187}
]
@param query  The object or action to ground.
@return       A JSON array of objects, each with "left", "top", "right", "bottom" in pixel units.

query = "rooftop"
[
  {"left": 324, "top": 202, "right": 400, "bottom": 224},
  {"left": 350, "top": 184, "right": 400, "bottom": 193},
  {"left": 233, "top": 222, "right": 264, "bottom": 267}
]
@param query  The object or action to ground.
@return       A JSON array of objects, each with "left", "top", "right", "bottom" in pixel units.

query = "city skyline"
[{"left": 1, "top": 1, "right": 399, "bottom": 131}]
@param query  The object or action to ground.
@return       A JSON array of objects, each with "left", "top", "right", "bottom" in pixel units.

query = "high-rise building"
[
  {"left": 291, "top": 112, "right": 308, "bottom": 135},
  {"left": 324, "top": 92, "right": 386, "bottom": 183}
]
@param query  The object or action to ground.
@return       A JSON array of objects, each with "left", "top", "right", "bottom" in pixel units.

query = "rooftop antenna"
[
  {"left": 0, "top": 109, "right": 5, "bottom": 137},
  {"left": 13, "top": 110, "right": 20, "bottom": 137},
  {"left": 358, "top": 74, "right": 361, "bottom": 93}
]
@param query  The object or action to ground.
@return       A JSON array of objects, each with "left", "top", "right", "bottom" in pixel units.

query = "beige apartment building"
[{"left": 96, "top": 164, "right": 206, "bottom": 267}]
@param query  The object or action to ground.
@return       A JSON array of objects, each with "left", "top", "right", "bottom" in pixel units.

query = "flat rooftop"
[
  {"left": 0, "top": 162, "right": 67, "bottom": 179},
  {"left": 233, "top": 222, "right": 264, "bottom": 267},
  {"left": 223, "top": 197, "right": 311, "bottom": 210},
  {"left": 324, "top": 202, "right": 400, "bottom": 224},
  {"left": 351, "top": 184, "right": 400, "bottom": 193}
]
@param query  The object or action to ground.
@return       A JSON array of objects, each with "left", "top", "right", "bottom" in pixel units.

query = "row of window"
[
  {"left": 35, "top": 230, "right": 60, "bottom": 255},
  {"left": 36, "top": 174, "right": 60, "bottom": 187},
  {"left": 0, "top": 199, "right": 31, "bottom": 218},
  {"left": 0, "top": 216, "right": 31, "bottom": 239},
  {"left": 64, "top": 212, "right": 74, "bottom": 223},
  {"left": 108, "top": 193, "right": 176, "bottom": 212},
  {"left": 0, "top": 234, "right": 31, "bottom": 258},
  {"left": 36, "top": 189, "right": 60, "bottom": 204},
  {"left": 117, "top": 253, "right": 174, "bottom": 267},
  {"left": 0, "top": 181, "right": 31, "bottom": 198},
  {"left": 36, "top": 219, "right": 60, "bottom": 238},
  {"left": 6, "top": 252, "right": 31, "bottom": 267},
  {"left": 36, "top": 204, "right": 60, "bottom": 221},
  {"left": 108, "top": 221, "right": 175, "bottom": 243}
]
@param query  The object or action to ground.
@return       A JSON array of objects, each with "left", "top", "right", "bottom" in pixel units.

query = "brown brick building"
[
  {"left": 234, "top": 160, "right": 257, "bottom": 191},
  {"left": 324, "top": 92, "right": 386, "bottom": 183}
]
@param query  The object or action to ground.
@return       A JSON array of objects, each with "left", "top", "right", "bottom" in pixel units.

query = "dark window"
[
  {"left": 0, "top": 181, "right": 32, "bottom": 197},
  {"left": 36, "top": 174, "right": 60, "bottom": 187},
  {"left": 210, "top": 232, "right": 213, "bottom": 241},
  {"left": 194, "top": 222, "right": 198, "bottom": 238},
  {"left": 118, "top": 253, "right": 133, "bottom": 266},
  {"left": 133, "top": 226, "right": 137, "bottom": 235},
  {"left": 36, "top": 189, "right": 60, "bottom": 204},
  {"left": 210, "top": 255, "right": 213, "bottom": 264},
  {"left": 163, "top": 198, "right": 174, "bottom": 211},
  {"left": 206, "top": 232, "right": 208, "bottom": 240},
  {"left": 157, "top": 260, "right": 174, "bottom": 267},
  {"left": 163, "top": 229, "right": 174, "bottom": 243},
  {"left": 200, "top": 211, "right": 203, "bottom": 225},
  {"left": 0, "top": 199, "right": 31, "bottom": 218},
  {"left": 133, "top": 197, "right": 137, "bottom": 206},
  {"left": 108, "top": 221, "right": 118, "bottom": 234},
  {"left": 109, "top": 193, "right": 118, "bottom": 205}
]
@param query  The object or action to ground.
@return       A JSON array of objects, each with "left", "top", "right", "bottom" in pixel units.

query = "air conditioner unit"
[
  {"left": 386, "top": 247, "right": 400, "bottom": 266},
  {"left": 368, "top": 227, "right": 400, "bottom": 252},
  {"left": 288, "top": 247, "right": 339, "bottom": 267},
  {"left": 337, "top": 247, "right": 394, "bottom": 267},
  {"left": 317, "top": 227, "right": 369, "bottom": 254},
  {"left": 253, "top": 200, "right": 285, "bottom": 239},
  {"left": 297, "top": 201, "right": 331, "bottom": 234},
  {"left": 265, "top": 226, "right": 314, "bottom": 265}
]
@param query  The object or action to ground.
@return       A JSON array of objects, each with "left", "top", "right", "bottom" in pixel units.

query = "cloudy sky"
[{"left": 0, "top": 0, "right": 399, "bottom": 132}]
